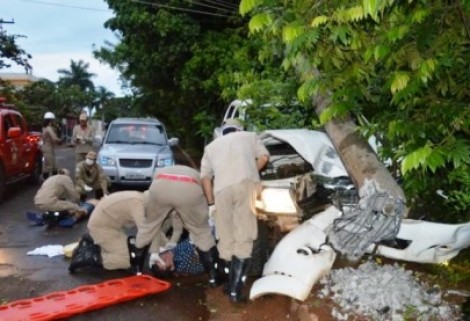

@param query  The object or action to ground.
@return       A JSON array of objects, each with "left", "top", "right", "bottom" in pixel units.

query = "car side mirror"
[
  {"left": 168, "top": 137, "right": 179, "bottom": 146},
  {"left": 7, "top": 127, "right": 22, "bottom": 139}
]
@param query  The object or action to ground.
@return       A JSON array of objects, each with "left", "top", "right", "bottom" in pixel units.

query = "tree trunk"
[{"left": 311, "top": 79, "right": 407, "bottom": 261}]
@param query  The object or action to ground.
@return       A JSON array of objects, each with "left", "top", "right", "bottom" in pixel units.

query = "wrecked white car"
[
  {"left": 250, "top": 128, "right": 356, "bottom": 274},
  {"left": 250, "top": 128, "right": 470, "bottom": 300}
]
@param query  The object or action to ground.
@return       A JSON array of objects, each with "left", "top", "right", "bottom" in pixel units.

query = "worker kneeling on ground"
[
  {"left": 28, "top": 168, "right": 91, "bottom": 227},
  {"left": 69, "top": 190, "right": 150, "bottom": 274},
  {"left": 69, "top": 165, "right": 221, "bottom": 289},
  {"left": 75, "top": 151, "right": 109, "bottom": 202}
]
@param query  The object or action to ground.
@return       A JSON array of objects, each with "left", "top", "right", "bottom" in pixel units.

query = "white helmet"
[{"left": 44, "top": 111, "right": 55, "bottom": 119}]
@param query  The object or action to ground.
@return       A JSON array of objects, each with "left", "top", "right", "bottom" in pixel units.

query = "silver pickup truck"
[{"left": 97, "top": 117, "right": 179, "bottom": 188}]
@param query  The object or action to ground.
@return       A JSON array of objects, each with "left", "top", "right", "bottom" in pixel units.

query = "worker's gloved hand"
[
  {"left": 84, "top": 185, "right": 93, "bottom": 192},
  {"left": 208, "top": 205, "right": 216, "bottom": 219},
  {"left": 148, "top": 253, "right": 164, "bottom": 269}
]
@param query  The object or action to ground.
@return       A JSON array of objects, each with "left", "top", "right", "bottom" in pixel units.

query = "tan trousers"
[
  {"left": 89, "top": 224, "right": 131, "bottom": 270},
  {"left": 214, "top": 180, "right": 258, "bottom": 261},
  {"left": 140, "top": 176, "right": 216, "bottom": 253},
  {"left": 42, "top": 149, "right": 56, "bottom": 174},
  {"left": 36, "top": 200, "right": 81, "bottom": 213}
]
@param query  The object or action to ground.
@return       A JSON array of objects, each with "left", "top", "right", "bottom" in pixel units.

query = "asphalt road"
[{"left": 0, "top": 146, "right": 209, "bottom": 320}]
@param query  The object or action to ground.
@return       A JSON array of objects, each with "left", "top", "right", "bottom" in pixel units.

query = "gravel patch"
[{"left": 318, "top": 261, "right": 462, "bottom": 321}]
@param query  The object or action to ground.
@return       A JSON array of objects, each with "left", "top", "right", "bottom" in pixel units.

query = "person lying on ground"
[
  {"left": 149, "top": 236, "right": 205, "bottom": 279},
  {"left": 70, "top": 165, "right": 221, "bottom": 289}
]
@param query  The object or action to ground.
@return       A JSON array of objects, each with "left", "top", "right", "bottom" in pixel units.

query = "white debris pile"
[{"left": 318, "top": 261, "right": 461, "bottom": 321}]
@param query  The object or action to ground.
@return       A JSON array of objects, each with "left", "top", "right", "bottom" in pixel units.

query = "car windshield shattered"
[{"left": 105, "top": 124, "right": 167, "bottom": 145}]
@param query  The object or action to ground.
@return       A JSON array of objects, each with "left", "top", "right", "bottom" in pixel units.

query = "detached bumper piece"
[
  {"left": 250, "top": 206, "right": 340, "bottom": 301},
  {"left": 0, "top": 275, "right": 171, "bottom": 321}
]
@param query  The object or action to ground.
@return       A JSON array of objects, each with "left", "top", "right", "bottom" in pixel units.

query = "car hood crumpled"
[{"left": 258, "top": 129, "right": 349, "bottom": 178}]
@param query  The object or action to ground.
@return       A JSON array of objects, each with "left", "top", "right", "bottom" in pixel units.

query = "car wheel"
[
  {"left": 248, "top": 220, "right": 270, "bottom": 277},
  {"left": 0, "top": 163, "right": 6, "bottom": 202},
  {"left": 29, "top": 156, "right": 42, "bottom": 184}
]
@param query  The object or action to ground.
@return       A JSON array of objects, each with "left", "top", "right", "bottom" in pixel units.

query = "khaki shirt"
[
  {"left": 200, "top": 131, "right": 269, "bottom": 194},
  {"left": 75, "top": 161, "right": 109, "bottom": 193},
  {"left": 72, "top": 124, "right": 95, "bottom": 154},
  {"left": 42, "top": 125, "right": 61, "bottom": 152},
  {"left": 34, "top": 174, "right": 80, "bottom": 206},
  {"left": 88, "top": 191, "right": 147, "bottom": 231}
]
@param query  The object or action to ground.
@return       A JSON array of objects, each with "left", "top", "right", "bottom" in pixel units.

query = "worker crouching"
[
  {"left": 31, "top": 168, "right": 89, "bottom": 227},
  {"left": 75, "top": 151, "right": 109, "bottom": 202}
]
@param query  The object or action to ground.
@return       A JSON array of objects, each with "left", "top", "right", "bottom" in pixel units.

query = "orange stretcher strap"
[
  {"left": 0, "top": 275, "right": 171, "bottom": 321},
  {"left": 155, "top": 173, "right": 199, "bottom": 184}
]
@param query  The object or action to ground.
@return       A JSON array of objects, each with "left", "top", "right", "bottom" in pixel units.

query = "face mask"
[{"left": 85, "top": 159, "right": 95, "bottom": 166}]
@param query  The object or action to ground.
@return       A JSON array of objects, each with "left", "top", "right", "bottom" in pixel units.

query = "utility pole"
[{"left": 0, "top": 19, "right": 15, "bottom": 32}]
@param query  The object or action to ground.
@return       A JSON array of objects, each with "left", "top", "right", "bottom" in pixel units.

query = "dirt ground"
[{"left": 203, "top": 256, "right": 469, "bottom": 321}]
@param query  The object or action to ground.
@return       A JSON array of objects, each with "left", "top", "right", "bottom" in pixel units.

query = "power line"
[
  {"left": 182, "top": 0, "right": 237, "bottom": 14},
  {"left": 15, "top": 0, "right": 109, "bottom": 12},
  {"left": 200, "top": 0, "right": 238, "bottom": 11},
  {"left": 131, "top": 0, "right": 236, "bottom": 18}
]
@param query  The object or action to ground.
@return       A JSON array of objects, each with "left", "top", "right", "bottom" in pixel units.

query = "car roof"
[{"left": 109, "top": 117, "right": 163, "bottom": 126}]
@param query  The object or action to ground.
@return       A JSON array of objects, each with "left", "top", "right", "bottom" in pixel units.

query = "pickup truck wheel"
[
  {"left": 248, "top": 220, "right": 270, "bottom": 277},
  {"left": 0, "top": 164, "right": 6, "bottom": 202},
  {"left": 29, "top": 156, "right": 42, "bottom": 184}
]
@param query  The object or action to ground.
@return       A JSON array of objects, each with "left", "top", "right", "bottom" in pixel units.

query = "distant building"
[{"left": 0, "top": 72, "right": 40, "bottom": 89}]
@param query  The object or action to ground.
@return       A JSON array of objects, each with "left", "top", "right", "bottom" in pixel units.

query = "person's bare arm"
[
  {"left": 256, "top": 154, "right": 269, "bottom": 171},
  {"left": 201, "top": 176, "right": 215, "bottom": 205}
]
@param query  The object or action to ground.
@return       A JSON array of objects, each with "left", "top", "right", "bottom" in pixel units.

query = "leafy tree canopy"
[
  {"left": 240, "top": 0, "right": 470, "bottom": 221},
  {"left": 0, "top": 29, "right": 31, "bottom": 71}
]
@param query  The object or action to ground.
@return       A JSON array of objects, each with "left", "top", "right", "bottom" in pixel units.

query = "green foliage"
[
  {"left": 446, "top": 164, "right": 470, "bottom": 217},
  {"left": 241, "top": 0, "right": 470, "bottom": 221},
  {"left": 98, "top": 0, "right": 256, "bottom": 146},
  {"left": 57, "top": 60, "right": 96, "bottom": 91},
  {"left": 193, "top": 110, "right": 217, "bottom": 145},
  {"left": 0, "top": 30, "right": 31, "bottom": 70}
]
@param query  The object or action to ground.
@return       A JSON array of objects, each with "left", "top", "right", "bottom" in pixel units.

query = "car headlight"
[
  {"left": 157, "top": 158, "right": 174, "bottom": 167},
  {"left": 99, "top": 156, "right": 116, "bottom": 166},
  {"left": 255, "top": 187, "right": 298, "bottom": 215}
]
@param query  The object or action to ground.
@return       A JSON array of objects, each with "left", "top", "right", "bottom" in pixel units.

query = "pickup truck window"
[
  {"left": 106, "top": 124, "right": 167, "bottom": 145},
  {"left": 11, "top": 114, "right": 25, "bottom": 132},
  {"left": 3, "top": 115, "right": 14, "bottom": 137}
]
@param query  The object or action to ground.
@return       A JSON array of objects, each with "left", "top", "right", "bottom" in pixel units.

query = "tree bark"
[
  {"left": 311, "top": 75, "right": 407, "bottom": 260},
  {"left": 312, "top": 92, "right": 405, "bottom": 204}
]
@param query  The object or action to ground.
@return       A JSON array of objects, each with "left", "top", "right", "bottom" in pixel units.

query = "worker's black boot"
[
  {"left": 221, "top": 260, "right": 231, "bottom": 294},
  {"left": 94, "top": 189, "right": 104, "bottom": 200},
  {"left": 228, "top": 256, "right": 250, "bottom": 303},
  {"left": 127, "top": 236, "right": 149, "bottom": 274},
  {"left": 69, "top": 235, "right": 102, "bottom": 273},
  {"left": 197, "top": 246, "right": 221, "bottom": 288},
  {"left": 42, "top": 210, "right": 70, "bottom": 226}
]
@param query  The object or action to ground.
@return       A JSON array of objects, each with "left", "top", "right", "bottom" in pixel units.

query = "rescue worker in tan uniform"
[
  {"left": 41, "top": 111, "right": 62, "bottom": 180},
  {"left": 75, "top": 151, "right": 109, "bottom": 201},
  {"left": 69, "top": 199, "right": 184, "bottom": 274},
  {"left": 69, "top": 190, "right": 152, "bottom": 273},
  {"left": 200, "top": 118, "right": 270, "bottom": 303},
  {"left": 72, "top": 113, "right": 95, "bottom": 164},
  {"left": 135, "top": 165, "right": 220, "bottom": 288},
  {"left": 32, "top": 168, "right": 87, "bottom": 225}
]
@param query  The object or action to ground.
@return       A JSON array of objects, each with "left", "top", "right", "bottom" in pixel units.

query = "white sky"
[{"left": 1, "top": 0, "right": 126, "bottom": 96}]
